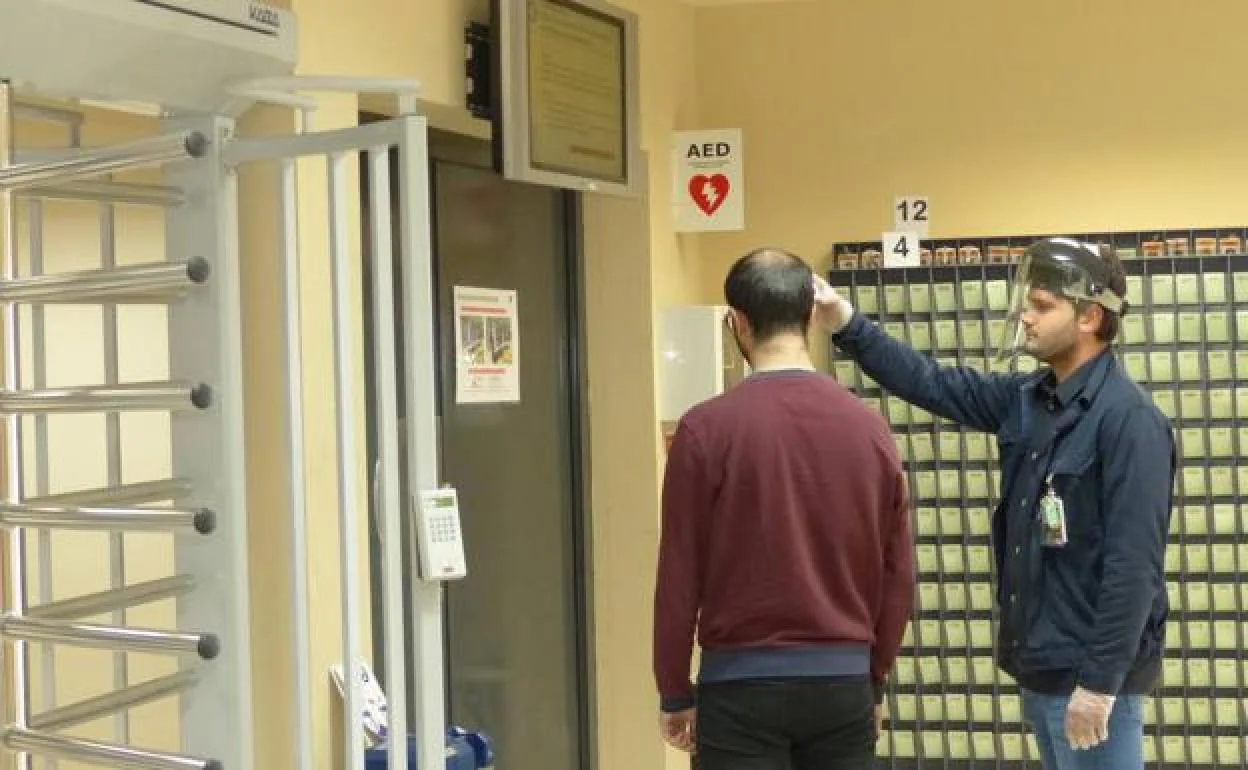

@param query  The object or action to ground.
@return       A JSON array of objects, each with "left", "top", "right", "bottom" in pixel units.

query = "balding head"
[{"left": 723, "top": 247, "right": 815, "bottom": 342}]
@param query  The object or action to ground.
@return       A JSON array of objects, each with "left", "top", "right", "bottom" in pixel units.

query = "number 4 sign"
[
  {"left": 883, "top": 231, "right": 921, "bottom": 267},
  {"left": 895, "top": 195, "right": 930, "bottom": 238}
]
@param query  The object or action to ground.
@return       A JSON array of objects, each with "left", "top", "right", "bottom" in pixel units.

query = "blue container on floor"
[{"left": 364, "top": 727, "right": 494, "bottom": 770}]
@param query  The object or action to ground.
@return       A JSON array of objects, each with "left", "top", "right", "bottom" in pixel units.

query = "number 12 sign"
[{"left": 895, "top": 195, "right": 929, "bottom": 238}]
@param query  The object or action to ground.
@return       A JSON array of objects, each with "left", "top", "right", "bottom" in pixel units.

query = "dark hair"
[
  {"left": 723, "top": 248, "right": 814, "bottom": 340},
  {"left": 1091, "top": 243, "right": 1127, "bottom": 342}
]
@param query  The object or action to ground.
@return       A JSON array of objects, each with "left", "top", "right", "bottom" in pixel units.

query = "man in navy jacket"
[{"left": 814, "top": 238, "right": 1175, "bottom": 770}]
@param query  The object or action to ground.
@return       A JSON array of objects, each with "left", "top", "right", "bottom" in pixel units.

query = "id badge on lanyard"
[{"left": 1038, "top": 473, "right": 1068, "bottom": 548}]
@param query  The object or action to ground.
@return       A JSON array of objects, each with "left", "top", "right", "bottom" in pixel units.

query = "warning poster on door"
[
  {"left": 673, "top": 128, "right": 745, "bottom": 233},
  {"left": 454, "top": 286, "right": 520, "bottom": 404}
]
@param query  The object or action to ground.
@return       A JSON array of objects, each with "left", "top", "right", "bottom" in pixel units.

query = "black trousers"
[{"left": 694, "top": 676, "right": 877, "bottom": 770}]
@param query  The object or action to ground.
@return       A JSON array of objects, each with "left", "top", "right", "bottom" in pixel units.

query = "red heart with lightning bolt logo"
[{"left": 689, "top": 174, "right": 730, "bottom": 216}]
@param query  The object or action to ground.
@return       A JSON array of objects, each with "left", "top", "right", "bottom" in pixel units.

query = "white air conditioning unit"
[{"left": 0, "top": 0, "right": 297, "bottom": 115}]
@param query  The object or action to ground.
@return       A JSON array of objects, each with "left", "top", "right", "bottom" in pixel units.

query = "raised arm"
[{"left": 814, "top": 276, "right": 1024, "bottom": 434}]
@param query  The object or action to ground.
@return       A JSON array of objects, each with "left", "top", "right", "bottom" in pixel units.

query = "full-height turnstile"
[{"left": 0, "top": 13, "right": 448, "bottom": 770}]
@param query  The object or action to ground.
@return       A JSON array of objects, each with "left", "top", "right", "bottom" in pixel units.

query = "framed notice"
[
  {"left": 454, "top": 287, "right": 520, "bottom": 404},
  {"left": 493, "top": 0, "right": 642, "bottom": 196}
]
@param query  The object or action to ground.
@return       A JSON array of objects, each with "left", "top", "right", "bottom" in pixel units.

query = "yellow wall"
[{"left": 693, "top": 0, "right": 1248, "bottom": 300}]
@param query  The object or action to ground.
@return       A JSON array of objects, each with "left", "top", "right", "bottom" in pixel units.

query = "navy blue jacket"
[{"left": 833, "top": 312, "right": 1176, "bottom": 696}]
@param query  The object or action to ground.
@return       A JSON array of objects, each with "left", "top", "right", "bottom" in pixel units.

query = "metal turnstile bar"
[
  {"left": 278, "top": 148, "right": 314, "bottom": 770},
  {"left": 328, "top": 148, "right": 365, "bottom": 770},
  {"left": 0, "top": 381, "right": 211, "bottom": 413},
  {"left": 27, "top": 575, "right": 195, "bottom": 621},
  {"left": 398, "top": 115, "right": 447, "bottom": 770},
  {"left": 0, "top": 131, "right": 207, "bottom": 191},
  {"left": 224, "top": 119, "right": 400, "bottom": 165},
  {"left": 1, "top": 78, "right": 33, "bottom": 770},
  {"left": 367, "top": 143, "right": 408, "bottom": 770},
  {"left": 0, "top": 258, "right": 209, "bottom": 304},
  {"left": 28, "top": 192, "right": 57, "bottom": 763},
  {"left": 0, "top": 504, "right": 214, "bottom": 533},
  {"left": 0, "top": 615, "right": 218, "bottom": 659},
  {"left": 2, "top": 726, "right": 220, "bottom": 770},
  {"left": 100, "top": 179, "right": 130, "bottom": 744},
  {"left": 18, "top": 180, "right": 184, "bottom": 207},
  {"left": 24, "top": 478, "right": 191, "bottom": 508},
  {"left": 27, "top": 670, "right": 199, "bottom": 732}
]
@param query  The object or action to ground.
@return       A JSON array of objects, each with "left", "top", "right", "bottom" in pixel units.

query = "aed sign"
[{"left": 673, "top": 129, "right": 745, "bottom": 232}]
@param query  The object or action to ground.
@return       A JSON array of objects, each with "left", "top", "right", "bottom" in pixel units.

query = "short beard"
[{"left": 1024, "top": 326, "right": 1078, "bottom": 363}]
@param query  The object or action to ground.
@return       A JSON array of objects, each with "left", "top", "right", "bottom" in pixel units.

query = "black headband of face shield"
[{"left": 1023, "top": 240, "right": 1127, "bottom": 315}]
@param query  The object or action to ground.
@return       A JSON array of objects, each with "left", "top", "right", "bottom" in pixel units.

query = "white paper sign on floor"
[
  {"left": 673, "top": 129, "right": 745, "bottom": 232},
  {"left": 454, "top": 286, "right": 520, "bottom": 404}
]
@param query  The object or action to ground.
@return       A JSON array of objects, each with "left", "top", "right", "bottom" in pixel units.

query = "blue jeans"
[{"left": 1021, "top": 690, "right": 1144, "bottom": 770}]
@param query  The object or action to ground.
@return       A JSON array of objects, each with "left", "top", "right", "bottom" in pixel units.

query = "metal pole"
[
  {"left": 27, "top": 575, "right": 195, "bottom": 622},
  {"left": 328, "top": 148, "right": 364, "bottom": 770},
  {"left": 0, "top": 76, "right": 32, "bottom": 770},
  {"left": 0, "top": 505, "right": 214, "bottom": 533},
  {"left": 0, "top": 259, "right": 209, "bottom": 304},
  {"left": 397, "top": 114, "right": 445, "bottom": 770},
  {"left": 99, "top": 177, "right": 129, "bottom": 746},
  {"left": 0, "top": 131, "right": 207, "bottom": 191},
  {"left": 278, "top": 150, "right": 313, "bottom": 770},
  {"left": 28, "top": 193, "right": 54, "bottom": 770},
  {"left": 27, "top": 670, "right": 198, "bottom": 733},
  {"left": 367, "top": 145, "right": 407, "bottom": 770},
  {"left": 0, "top": 616, "right": 218, "bottom": 659},
  {"left": 0, "top": 381, "right": 211, "bottom": 413},
  {"left": 2, "top": 727, "right": 220, "bottom": 770}
]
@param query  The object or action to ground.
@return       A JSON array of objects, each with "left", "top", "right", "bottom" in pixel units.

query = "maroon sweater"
[{"left": 654, "top": 369, "right": 915, "bottom": 711}]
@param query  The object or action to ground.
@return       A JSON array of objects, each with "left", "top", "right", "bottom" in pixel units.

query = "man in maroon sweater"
[{"left": 653, "top": 248, "right": 916, "bottom": 770}]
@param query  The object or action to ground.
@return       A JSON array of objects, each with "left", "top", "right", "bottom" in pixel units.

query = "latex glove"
[
  {"left": 812, "top": 274, "right": 855, "bottom": 334},
  {"left": 1065, "top": 687, "right": 1115, "bottom": 750},
  {"left": 660, "top": 708, "right": 697, "bottom": 753}
]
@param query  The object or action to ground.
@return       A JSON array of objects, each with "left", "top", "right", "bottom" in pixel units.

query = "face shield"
[{"left": 993, "top": 238, "right": 1127, "bottom": 362}]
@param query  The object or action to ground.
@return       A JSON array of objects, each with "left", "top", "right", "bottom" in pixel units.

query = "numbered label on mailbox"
[
  {"left": 883, "top": 231, "right": 921, "bottom": 267},
  {"left": 895, "top": 195, "right": 930, "bottom": 237}
]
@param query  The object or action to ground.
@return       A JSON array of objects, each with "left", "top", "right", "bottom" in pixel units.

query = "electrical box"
[{"left": 658, "top": 305, "right": 748, "bottom": 444}]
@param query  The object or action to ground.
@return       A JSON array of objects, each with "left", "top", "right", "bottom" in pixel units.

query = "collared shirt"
[{"left": 1030, "top": 351, "right": 1103, "bottom": 446}]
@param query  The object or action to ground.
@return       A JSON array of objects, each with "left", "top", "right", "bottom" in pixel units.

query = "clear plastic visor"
[{"left": 993, "top": 255, "right": 1124, "bottom": 362}]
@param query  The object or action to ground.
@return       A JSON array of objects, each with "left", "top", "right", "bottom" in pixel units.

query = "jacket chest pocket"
[
  {"left": 1048, "top": 451, "right": 1099, "bottom": 536},
  {"left": 996, "top": 435, "right": 1023, "bottom": 497}
]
